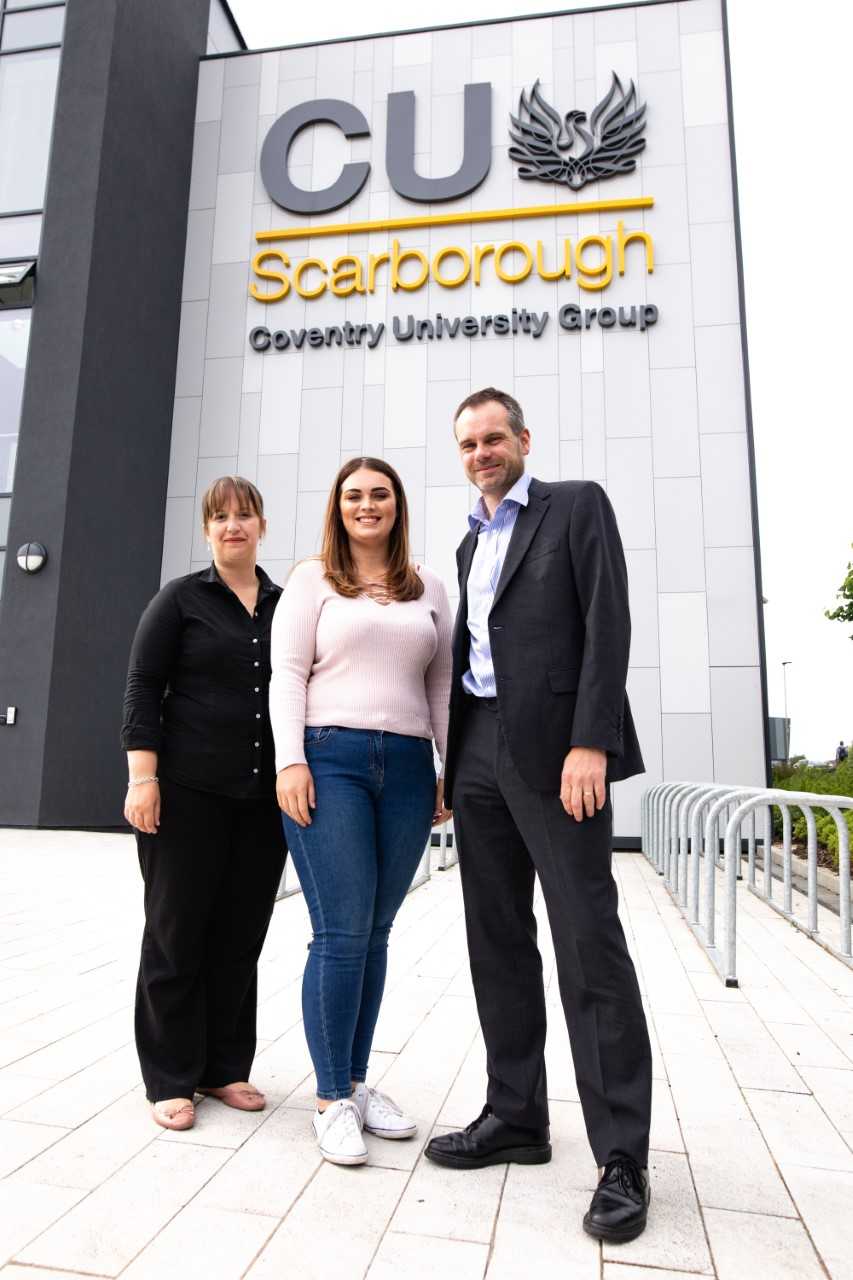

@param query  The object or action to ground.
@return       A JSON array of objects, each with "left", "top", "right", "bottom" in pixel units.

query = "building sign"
[
  {"left": 250, "top": 217, "right": 653, "bottom": 299},
  {"left": 509, "top": 75, "right": 646, "bottom": 190},
  {"left": 170, "top": 1, "right": 767, "bottom": 838},
  {"left": 250, "top": 74, "right": 655, "bottom": 323}
]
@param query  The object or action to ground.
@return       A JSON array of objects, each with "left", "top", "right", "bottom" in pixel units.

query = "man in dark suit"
[{"left": 424, "top": 388, "right": 652, "bottom": 1243}]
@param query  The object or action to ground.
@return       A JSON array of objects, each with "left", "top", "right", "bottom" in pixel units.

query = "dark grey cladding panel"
[{"left": 0, "top": 0, "right": 210, "bottom": 826}]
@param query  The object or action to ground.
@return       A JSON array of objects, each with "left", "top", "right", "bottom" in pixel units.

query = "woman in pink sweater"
[{"left": 270, "top": 457, "right": 452, "bottom": 1166}]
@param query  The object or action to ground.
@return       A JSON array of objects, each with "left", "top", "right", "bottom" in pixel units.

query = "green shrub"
[{"left": 769, "top": 758, "right": 853, "bottom": 873}]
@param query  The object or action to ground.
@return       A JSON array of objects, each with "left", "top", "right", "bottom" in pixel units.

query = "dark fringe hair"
[
  {"left": 321, "top": 457, "right": 424, "bottom": 602},
  {"left": 453, "top": 386, "right": 526, "bottom": 436},
  {"left": 201, "top": 475, "right": 264, "bottom": 528}
]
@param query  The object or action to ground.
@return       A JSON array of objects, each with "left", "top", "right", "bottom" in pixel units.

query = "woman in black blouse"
[{"left": 121, "top": 476, "right": 286, "bottom": 1130}]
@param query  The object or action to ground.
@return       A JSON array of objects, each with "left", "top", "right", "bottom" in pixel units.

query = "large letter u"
[{"left": 386, "top": 82, "right": 491, "bottom": 203}]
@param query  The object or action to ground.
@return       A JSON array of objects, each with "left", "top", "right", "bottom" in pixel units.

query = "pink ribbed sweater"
[{"left": 269, "top": 557, "right": 453, "bottom": 773}]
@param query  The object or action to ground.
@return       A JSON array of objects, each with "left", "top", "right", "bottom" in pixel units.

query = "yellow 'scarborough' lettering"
[
  {"left": 248, "top": 228, "right": 656, "bottom": 302},
  {"left": 249, "top": 250, "right": 291, "bottom": 302}
]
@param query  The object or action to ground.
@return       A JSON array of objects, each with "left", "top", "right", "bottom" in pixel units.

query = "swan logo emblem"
[{"left": 508, "top": 74, "right": 647, "bottom": 191}]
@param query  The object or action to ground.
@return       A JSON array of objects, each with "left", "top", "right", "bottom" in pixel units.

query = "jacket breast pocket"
[
  {"left": 548, "top": 668, "right": 579, "bottom": 694},
  {"left": 526, "top": 537, "right": 560, "bottom": 564}
]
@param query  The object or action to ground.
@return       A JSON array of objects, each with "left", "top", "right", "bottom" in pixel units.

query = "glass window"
[
  {"left": 0, "top": 310, "right": 30, "bottom": 489},
  {"left": 0, "top": 48, "right": 60, "bottom": 213},
  {"left": 4, "top": 2, "right": 65, "bottom": 9},
  {"left": 1, "top": 7, "right": 64, "bottom": 50},
  {"left": 0, "top": 495, "right": 9, "bottom": 544},
  {"left": 0, "top": 259, "right": 34, "bottom": 305}
]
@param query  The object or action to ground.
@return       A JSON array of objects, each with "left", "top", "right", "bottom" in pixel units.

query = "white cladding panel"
[{"left": 167, "top": 0, "right": 765, "bottom": 836}]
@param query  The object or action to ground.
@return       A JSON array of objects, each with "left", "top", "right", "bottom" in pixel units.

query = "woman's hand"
[
  {"left": 124, "top": 781, "right": 161, "bottom": 834},
  {"left": 277, "top": 764, "right": 316, "bottom": 827},
  {"left": 432, "top": 778, "right": 452, "bottom": 827}
]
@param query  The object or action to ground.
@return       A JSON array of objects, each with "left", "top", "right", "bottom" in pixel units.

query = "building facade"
[{"left": 0, "top": 0, "right": 769, "bottom": 837}]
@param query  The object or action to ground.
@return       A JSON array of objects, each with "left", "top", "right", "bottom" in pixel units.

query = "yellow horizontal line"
[{"left": 256, "top": 197, "right": 654, "bottom": 242}]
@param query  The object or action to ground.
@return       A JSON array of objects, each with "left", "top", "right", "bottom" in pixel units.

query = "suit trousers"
[
  {"left": 451, "top": 699, "right": 652, "bottom": 1167},
  {"left": 134, "top": 778, "right": 286, "bottom": 1102}
]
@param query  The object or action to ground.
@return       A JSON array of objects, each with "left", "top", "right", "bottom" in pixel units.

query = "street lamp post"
[{"left": 782, "top": 661, "right": 792, "bottom": 762}]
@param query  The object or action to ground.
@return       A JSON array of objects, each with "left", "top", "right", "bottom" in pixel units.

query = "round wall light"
[{"left": 16, "top": 542, "right": 48, "bottom": 573}]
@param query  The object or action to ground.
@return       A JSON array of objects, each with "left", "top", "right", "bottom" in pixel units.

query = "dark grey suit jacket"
[{"left": 443, "top": 476, "right": 644, "bottom": 807}]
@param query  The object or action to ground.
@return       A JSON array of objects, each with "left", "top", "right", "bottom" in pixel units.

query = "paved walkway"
[{"left": 1, "top": 830, "right": 852, "bottom": 1280}]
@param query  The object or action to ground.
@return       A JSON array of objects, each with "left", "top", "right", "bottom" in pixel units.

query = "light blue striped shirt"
[{"left": 462, "top": 471, "right": 532, "bottom": 698}]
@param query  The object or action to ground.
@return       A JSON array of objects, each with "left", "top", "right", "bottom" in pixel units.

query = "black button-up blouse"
[{"left": 121, "top": 565, "right": 282, "bottom": 799}]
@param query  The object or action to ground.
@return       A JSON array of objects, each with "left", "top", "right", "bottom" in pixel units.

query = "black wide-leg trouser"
[
  {"left": 134, "top": 777, "right": 287, "bottom": 1102},
  {"left": 451, "top": 700, "right": 652, "bottom": 1168}
]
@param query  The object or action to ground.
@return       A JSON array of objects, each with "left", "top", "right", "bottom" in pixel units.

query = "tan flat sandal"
[
  {"left": 151, "top": 1098, "right": 195, "bottom": 1130},
  {"left": 198, "top": 1082, "right": 266, "bottom": 1111}
]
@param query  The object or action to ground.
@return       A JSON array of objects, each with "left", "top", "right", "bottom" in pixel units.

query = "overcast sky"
[{"left": 229, "top": 0, "right": 853, "bottom": 761}]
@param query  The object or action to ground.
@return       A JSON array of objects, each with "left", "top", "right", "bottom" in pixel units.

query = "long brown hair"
[{"left": 321, "top": 457, "right": 424, "bottom": 601}]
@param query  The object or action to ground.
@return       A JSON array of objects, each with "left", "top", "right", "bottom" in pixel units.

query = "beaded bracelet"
[{"left": 127, "top": 776, "right": 159, "bottom": 787}]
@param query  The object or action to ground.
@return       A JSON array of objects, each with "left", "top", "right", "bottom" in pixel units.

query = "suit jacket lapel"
[
  {"left": 458, "top": 527, "right": 478, "bottom": 598},
  {"left": 490, "top": 487, "right": 550, "bottom": 612},
  {"left": 452, "top": 528, "right": 478, "bottom": 652}
]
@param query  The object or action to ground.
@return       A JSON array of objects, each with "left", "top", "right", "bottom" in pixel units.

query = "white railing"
[
  {"left": 641, "top": 782, "right": 852, "bottom": 986},
  {"left": 435, "top": 819, "right": 458, "bottom": 871}
]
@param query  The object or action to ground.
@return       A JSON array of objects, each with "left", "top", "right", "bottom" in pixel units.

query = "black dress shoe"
[
  {"left": 425, "top": 1104, "right": 551, "bottom": 1169},
  {"left": 583, "top": 1157, "right": 650, "bottom": 1243}
]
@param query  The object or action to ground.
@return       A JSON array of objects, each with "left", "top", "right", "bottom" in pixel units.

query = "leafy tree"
[{"left": 825, "top": 544, "right": 853, "bottom": 637}]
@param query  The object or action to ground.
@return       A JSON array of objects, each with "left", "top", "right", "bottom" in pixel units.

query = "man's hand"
[
  {"left": 276, "top": 764, "right": 316, "bottom": 827},
  {"left": 432, "top": 778, "right": 452, "bottom": 827},
  {"left": 560, "top": 747, "right": 607, "bottom": 821}
]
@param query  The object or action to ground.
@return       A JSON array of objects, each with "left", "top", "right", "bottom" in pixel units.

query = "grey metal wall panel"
[{"left": 0, "top": 0, "right": 211, "bottom": 826}]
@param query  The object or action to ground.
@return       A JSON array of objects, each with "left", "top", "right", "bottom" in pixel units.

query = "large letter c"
[{"left": 260, "top": 99, "right": 371, "bottom": 215}]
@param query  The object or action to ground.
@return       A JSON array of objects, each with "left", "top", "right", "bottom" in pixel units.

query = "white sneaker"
[
  {"left": 313, "top": 1099, "right": 368, "bottom": 1165},
  {"left": 353, "top": 1083, "right": 417, "bottom": 1140}
]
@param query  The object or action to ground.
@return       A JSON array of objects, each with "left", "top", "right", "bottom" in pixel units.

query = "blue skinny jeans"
[{"left": 283, "top": 727, "right": 435, "bottom": 1100}]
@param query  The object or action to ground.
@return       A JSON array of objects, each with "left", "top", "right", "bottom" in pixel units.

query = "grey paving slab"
[
  {"left": 195, "top": 1101, "right": 322, "bottom": 1218},
  {"left": 0, "top": 1181, "right": 87, "bottom": 1268},
  {"left": 245, "top": 1164, "right": 408, "bottom": 1280},
  {"left": 15, "top": 1140, "right": 230, "bottom": 1275},
  {"left": 782, "top": 1163, "right": 853, "bottom": 1280},
  {"left": 371, "top": 1233, "right": 489, "bottom": 1279},
  {"left": 120, "top": 1204, "right": 278, "bottom": 1280},
  {"left": 4, "top": 832, "right": 853, "bottom": 1277},
  {"left": 704, "top": 1208, "right": 825, "bottom": 1280},
  {"left": 7, "top": 1089, "right": 152, "bottom": 1190}
]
